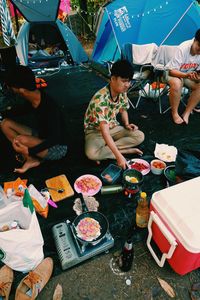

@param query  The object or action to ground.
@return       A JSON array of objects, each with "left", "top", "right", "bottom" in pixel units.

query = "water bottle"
[
  {"left": 0, "top": 185, "right": 8, "bottom": 209},
  {"left": 101, "top": 184, "right": 123, "bottom": 195},
  {"left": 119, "top": 240, "right": 134, "bottom": 272}
]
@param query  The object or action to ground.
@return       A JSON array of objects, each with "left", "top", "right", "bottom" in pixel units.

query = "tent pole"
[
  {"left": 159, "top": 1, "right": 196, "bottom": 45},
  {"left": 105, "top": 7, "right": 121, "bottom": 59}
]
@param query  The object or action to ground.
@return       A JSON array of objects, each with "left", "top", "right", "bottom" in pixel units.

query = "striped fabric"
[{"left": 0, "top": 0, "right": 16, "bottom": 47}]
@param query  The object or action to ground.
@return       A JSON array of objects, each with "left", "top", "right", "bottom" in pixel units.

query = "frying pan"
[{"left": 72, "top": 194, "right": 109, "bottom": 245}]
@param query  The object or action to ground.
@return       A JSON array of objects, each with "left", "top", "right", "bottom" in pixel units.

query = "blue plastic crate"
[{"left": 101, "top": 164, "right": 122, "bottom": 184}]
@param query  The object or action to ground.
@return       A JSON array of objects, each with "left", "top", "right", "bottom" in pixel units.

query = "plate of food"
[
  {"left": 74, "top": 174, "right": 102, "bottom": 196},
  {"left": 154, "top": 143, "right": 177, "bottom": 162},
  {"left": 127, "top": 158, "right": 150, "bottom": 175}
]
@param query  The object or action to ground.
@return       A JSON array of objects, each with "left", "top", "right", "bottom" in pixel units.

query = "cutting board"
[{"left": 45, "top": 174, "right": 74, "bottom": 202}]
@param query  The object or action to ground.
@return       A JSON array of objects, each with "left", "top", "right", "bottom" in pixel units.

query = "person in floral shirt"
[{"left": 84, "top": 59, "right": 144, "bottom": 169}]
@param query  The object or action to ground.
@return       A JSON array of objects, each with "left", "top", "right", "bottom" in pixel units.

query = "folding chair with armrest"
[
  {"left": 152, "top": 45, "right": 189, "bottom": 114},
  {"left": 121, "top": 43, "right": 158, "bottom": 109}
]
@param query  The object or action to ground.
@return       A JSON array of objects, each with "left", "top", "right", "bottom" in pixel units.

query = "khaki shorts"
[{"left": 164, "top": 70, "right": 200, "bottom": 88}]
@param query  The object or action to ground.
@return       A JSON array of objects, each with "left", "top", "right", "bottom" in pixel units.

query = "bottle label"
[
  {"left": 101, "top": 185, "right": 123, "bottom": 194},
  {"left": 136, "top": 213, "right": 148, "bottom": 228},
  {"left": 124, "top": 242, "right": 133, "bottom": 250}
]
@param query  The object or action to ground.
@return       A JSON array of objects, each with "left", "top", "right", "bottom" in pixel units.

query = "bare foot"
[
  {"left": 14, "top": 157, "right": 40, "bottom": 173},
  {"left": 124, "top": 148, "right": 143, "bottom": 155},
  {"left": 182, "top": 113, "right": 189, "bottom": 125},
  {"left": 172, "top": 114, "right": 184, "bottom": 125}
]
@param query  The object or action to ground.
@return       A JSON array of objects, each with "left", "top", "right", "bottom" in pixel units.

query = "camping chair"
[
  {"left": 121, "top": 43, "right": 158, "bottom": 109},
  {"left": 152, "top": 45, "right": 189, "bottom": 114}
]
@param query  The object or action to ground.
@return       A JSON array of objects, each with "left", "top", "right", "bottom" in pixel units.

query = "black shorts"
[{"left": 44, "top": 145, "right": 67, "bottom": 160}]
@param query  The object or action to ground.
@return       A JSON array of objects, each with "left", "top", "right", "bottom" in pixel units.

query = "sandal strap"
[{"left": 0, "top": 281, "right": 12, "bottom": 296}]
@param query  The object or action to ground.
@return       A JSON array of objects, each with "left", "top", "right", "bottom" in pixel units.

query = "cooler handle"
[{"left": 146, "top": 211, "right": 177, "bottom": 267}]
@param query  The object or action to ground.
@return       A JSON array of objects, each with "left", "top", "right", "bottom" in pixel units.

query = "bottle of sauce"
[
  {"left": 136, "top": 192, "right": 149, "bottom": 228},
  {"left": 118, "top": 239, "right": 134, "bottom": 272}
]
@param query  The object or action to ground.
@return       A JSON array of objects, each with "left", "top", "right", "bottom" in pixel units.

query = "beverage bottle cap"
[{"left": 140, "top": 192, "right": 147, "bottom": 198}]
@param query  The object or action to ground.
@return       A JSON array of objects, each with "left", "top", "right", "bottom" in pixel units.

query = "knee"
[
  {"left": 0, "top": 118, "right": 11, "bottom": 131},
  {"left": 192, "top": 82, "right": 200, "bottom": 92},
  {"left": 85, "top": 147, "right": 100, "bottom": 161},
  {"left": 169, "top": 80, "right": 183, "bottom": 94},
  {"left": 14, "top": 134, "right": 28, "bottom": 144},
  {"left": 137, "top": 130, "right": 145, "bottom": 144}
]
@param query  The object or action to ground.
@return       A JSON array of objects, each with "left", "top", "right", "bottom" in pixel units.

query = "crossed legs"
[
  {"left": 0, "top": 118, "right": 47, "bottom": 173},
  {"left": 85, "top": 126, "right": 144, "bottom": 161}
]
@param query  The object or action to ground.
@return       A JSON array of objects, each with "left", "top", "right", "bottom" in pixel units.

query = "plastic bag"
[
  {"left": 0, "top": 201, "right": 44, "bottom": 272},
  {"left": 28, "top": 184, "right": 49, "bottom": 218},
  {"left": 175, "top": 149, "right": 200, "bottom": 180}
]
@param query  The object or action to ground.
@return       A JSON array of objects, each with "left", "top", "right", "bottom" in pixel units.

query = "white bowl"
[{"left": 150, "top": 159, "right": 166, "bottom": 175}]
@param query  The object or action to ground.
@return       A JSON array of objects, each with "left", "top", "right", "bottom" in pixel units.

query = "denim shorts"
[{"left": 44, "top": 145, "right": 67, "bottom": 160}]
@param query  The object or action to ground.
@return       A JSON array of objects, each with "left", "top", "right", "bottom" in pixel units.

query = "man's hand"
[
  {"left": 187, "top": 72, "right": 200, "bottom": 81},
  {"left": 125, "top": 123, "right": 138, "bottom": 131},
  {"left": 116, "top": 154, "right": 127, "bottom": 170},
  {"left": 12, "top": 138, "right": 29, "bottom": 156}
]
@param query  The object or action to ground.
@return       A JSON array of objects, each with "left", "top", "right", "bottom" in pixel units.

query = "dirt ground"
[{"left": 32, "top": 241, "right": 200, "bottom": 300}]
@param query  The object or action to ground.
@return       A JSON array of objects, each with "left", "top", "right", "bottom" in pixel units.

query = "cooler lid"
[
  {"left": 11, "top": 0, "right": 60, "bottom": 22},
  {"left": 151, "top": 176, "right": 200, "bottom": 253}
]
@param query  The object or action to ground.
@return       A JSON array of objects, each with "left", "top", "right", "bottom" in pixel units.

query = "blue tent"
[
  {"left": 92, "top": 0, "right": 200, "bottom": 63},
  {"left": 11, "top": 0, "right": 88, "bottom": 67}
]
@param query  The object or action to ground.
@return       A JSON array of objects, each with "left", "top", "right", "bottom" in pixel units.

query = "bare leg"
[
  {"left": 0, "top": 119, "right": 48, "bottom": 173},
  {"left": 12, "top": 134, "right": 48, "bottom": 173},
  {"left": 14, "top": 157, "right": 41, "bottom": 173},
  {"left": 182, "top": 82, "right": 200, "bottom": 124},
  {"left": 0, "top": 118, "right": 33, "bottom": 142},
  {"left": 168, "top": 77, "right": 184, "bottom": 124}
]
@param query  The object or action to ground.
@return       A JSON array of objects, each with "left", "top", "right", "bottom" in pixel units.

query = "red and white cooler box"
[{"left": 147, "top": 176, "right": 200, "bottom": 275}]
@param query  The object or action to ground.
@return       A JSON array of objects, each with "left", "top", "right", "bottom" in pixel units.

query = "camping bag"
[
  {"left": 0, "top": 201, "right": 44, "bottom": 272},
  {"left": 175, "top": 149, "right": 200, "bottom": 180}
]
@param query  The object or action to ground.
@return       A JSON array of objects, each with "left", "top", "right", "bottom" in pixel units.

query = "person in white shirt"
[{"left": 166, "top": 29, "right": 200, "bottom": 125}]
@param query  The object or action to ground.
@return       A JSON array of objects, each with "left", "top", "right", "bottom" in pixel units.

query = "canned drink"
[{"left": 101, "top": 184, "right": 123, "bottom": 195}]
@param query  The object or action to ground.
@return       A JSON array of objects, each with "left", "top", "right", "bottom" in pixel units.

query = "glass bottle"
[
  {"left": 119, "top": 240, "right": 134, "bottom": 272},
  {"left": 136, "top": 192, "right": 149, "bottom": 228}
]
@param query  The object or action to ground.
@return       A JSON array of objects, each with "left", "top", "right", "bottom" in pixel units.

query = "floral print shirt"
[{"left": 84, "top": 85, "right": 129, "bottom": 131}]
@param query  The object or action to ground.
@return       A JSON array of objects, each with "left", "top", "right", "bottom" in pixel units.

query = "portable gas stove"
[
  {"left": 52, "top": 220, "right": 114, "bottom": 270},
  {"left": 124, "top": 187, "right": 140, "bottom": 198}
]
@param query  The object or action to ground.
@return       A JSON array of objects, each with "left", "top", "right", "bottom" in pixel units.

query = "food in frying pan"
[
  {"left": 125, "top": 175, "right": 139, "bottom": 183},
  {"left": 75, "top": 217, "right": 101, "bottom": 241}
]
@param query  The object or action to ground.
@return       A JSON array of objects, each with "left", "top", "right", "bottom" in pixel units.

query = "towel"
[
  {"left": 152, "top": 45, "right": 178, "bottom": 69},
  {"left": 132, "top": 43, "right": 158, "bottom": 65}
]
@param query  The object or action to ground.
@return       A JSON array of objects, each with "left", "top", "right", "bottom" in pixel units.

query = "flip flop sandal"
[{"left": 193, "top": 107, "right": 200, "bottom": 113}]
